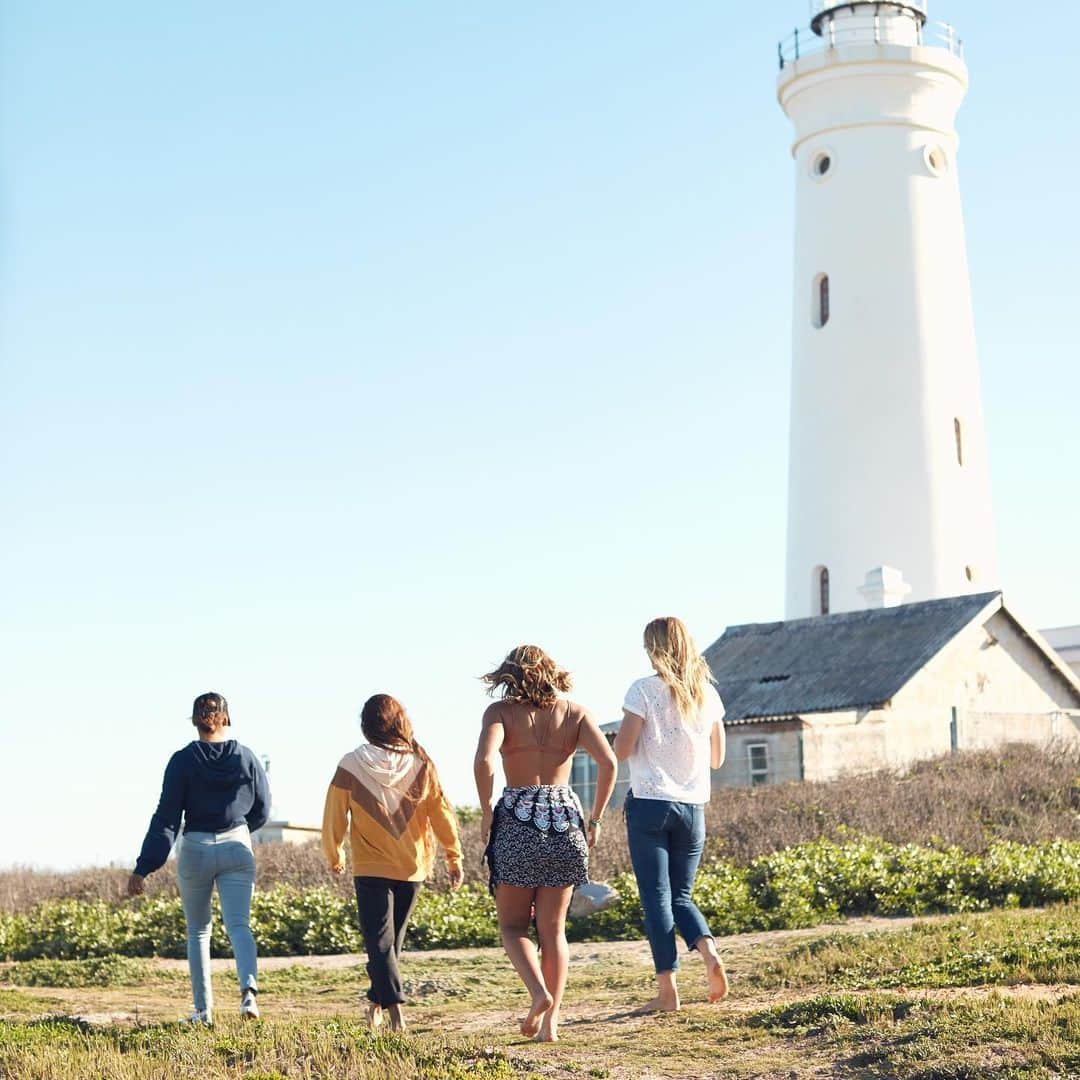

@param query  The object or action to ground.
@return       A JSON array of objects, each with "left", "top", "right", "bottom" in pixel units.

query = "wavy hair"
[
  {"left": 643, "top": 617, "right": 714, "bottom": 726},
  {"left": 482, "top": 645, "right": 572, "bottom": 709}
]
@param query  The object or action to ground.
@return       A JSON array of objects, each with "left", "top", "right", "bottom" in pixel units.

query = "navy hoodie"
[{"left": 134, "top": 740, "right": 271, "bottom": 876}]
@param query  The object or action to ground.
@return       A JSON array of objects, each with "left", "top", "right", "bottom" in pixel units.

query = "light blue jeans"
[{"left": 177, "top": 824, "right": 258, "bottom": 1014}]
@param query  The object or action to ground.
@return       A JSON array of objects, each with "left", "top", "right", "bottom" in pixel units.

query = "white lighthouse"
[{"left": 778, "top": 1, "right": 998, "bottom": 618}]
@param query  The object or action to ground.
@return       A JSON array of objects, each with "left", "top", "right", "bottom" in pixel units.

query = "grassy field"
[{"left": 1, "top": 903, "right": 1077, "bottom": 1079}]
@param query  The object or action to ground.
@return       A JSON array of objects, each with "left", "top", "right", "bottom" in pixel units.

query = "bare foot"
[
  {"left": 536, "top": 1012, "right": 560, "bottom": 1042},
  {"left": 519, "top": 991, "right": 554, "bottom": 1037},
  {"left": 386, "top": 1004, "right": 405, "bottom": 1031},
  {"left": 633, "top": 994, "right": 680, "bottom": 1015},
  {"left": 365, "top": 1002, "right": 383, "bottom": 1029},
  {"left": 705, "top": 956, "right": 729, "bottom": 1003}
]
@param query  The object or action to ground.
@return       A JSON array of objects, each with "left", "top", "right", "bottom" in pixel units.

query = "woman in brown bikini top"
[{"left": 474, "top": 645, "right": 616, "bottom": 1043}]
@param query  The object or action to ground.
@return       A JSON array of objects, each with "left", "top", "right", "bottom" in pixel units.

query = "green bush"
[
  {"left": 689, "top": 859, "right": 764, "bottom": 935},
  {"left": 2, "top": 838, "right": 1076, "bottom": 960},
  {"left": 406, "top": 885, "right": 498, "bottom": 949},
  {"left": 251, "top": 887, "right": 362, "bottom": 955}
]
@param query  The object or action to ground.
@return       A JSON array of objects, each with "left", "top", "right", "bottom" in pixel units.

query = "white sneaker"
[
  {"left": 182, "top": 1008, "right": 212, "bottom": 1027},
  {"left": 240, "top": 989, "right": 260, "bottom": 1021}
]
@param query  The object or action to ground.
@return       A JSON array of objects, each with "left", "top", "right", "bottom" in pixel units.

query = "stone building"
[
  {"left": 570, "top": 592, "right": 1080, "bottom": 804},
  {"left": 251, "top": 821, "right": 322, "bottom": 847},
  {"left": 704, "top": 591, "right": 1080, "bottom": 787}
]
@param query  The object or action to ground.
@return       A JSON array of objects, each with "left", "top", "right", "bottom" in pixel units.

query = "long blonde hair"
[{"left": 643, "top": 617, "right": 714, "bottom": 725}]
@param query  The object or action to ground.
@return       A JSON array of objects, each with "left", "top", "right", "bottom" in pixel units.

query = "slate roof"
[{"left": 703, "top": 592, "right": 1001, "bottom": 723}]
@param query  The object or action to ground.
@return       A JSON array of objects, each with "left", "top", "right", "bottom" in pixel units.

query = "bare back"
[{"left": 488, "top": 699, "right": 583, "bottom": 787}]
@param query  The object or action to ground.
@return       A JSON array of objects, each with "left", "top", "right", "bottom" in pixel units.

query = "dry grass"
[
  {"left": 697, "top": 741, "right": 1080, "bottom": 866},
  {"left": 3, "top": 744, "right": 1078, "bottom": 913}
]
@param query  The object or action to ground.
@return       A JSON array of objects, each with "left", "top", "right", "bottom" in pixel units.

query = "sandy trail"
[{"left": 141, "top": 910, "right": 960, "bottom": 973}]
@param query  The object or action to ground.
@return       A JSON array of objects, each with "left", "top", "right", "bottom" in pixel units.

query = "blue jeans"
[
  {"left": 624, "top": 791, "right": 712, "bottom": 974},
  {"left": 177, "top": 824, "right": 258, "bottom": 1014}
]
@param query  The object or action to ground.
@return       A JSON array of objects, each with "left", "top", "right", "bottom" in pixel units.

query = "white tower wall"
[{"left": 779, "top": 4, "right": 998, "bottom": 618}]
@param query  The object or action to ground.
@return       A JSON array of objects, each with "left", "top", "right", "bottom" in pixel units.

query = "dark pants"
[
  {"left": 353, "top": 876, "right": 422, "bottom": 1006},
  {"left": 624, "top": 791, "right": 712, "bottom": 974}
]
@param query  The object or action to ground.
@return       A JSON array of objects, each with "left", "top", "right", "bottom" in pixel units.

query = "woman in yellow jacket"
[{"left": 322, "top": 693, "right": 463, "bottom": 1030}]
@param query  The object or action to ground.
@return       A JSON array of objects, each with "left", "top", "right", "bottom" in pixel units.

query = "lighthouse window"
[
  {"left": 818, "top": 566, "right": 830, "bottom": 615},
  {"left": 811, "top": 151, "right": 832, "bottom": 178},
  {"left": 812, "top": 273, "right": 830, "bottom": 328},
  {"left": 954, "top": 418, "right": 963, "bottom": 465},
  {"left": 924, "top": 145, "right": 949, "bottom": 177}
]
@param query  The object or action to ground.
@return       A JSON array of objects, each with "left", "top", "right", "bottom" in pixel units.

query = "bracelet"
[{"left": 589, "top": 818, "right": 603, "bottom": 828}]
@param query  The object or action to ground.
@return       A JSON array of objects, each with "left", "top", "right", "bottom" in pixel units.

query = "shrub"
[
  {"left": 406, "top": 885, "right": 498, "bottom": 949},
  {"left": 2, "top": 837, "right": 1077, "bottom": 960},
  {"left": 251, "top": 887, "right": 362, "bottom": 955}
]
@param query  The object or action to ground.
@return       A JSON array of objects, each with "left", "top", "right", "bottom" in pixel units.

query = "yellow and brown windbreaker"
[{"left": 321, "top": 743, "right": 462, "bottom": 882}]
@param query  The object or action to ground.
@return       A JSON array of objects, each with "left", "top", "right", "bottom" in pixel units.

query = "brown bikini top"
[{"left": 499, "top": 699, "right": 579, "bottom": 763}]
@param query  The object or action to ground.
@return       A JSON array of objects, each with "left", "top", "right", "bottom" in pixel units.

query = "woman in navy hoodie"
[{"left": 129, "top": 692, "right": 270, "bottom": 1025}]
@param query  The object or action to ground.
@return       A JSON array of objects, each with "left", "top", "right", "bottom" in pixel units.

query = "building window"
[
  {"left": 570, "top": 752, "right": 597, "bottom": 808},
  {"left": 954, "top": 418, "right": 963, "bottom": 466},
  {"left": 812, "top": 273, "right": 830, "bottom": 328},
  {"left": 747, "top": 743, "right": 769, "bottom": 786},
  {"left": 816, "top": 566, "right": 830, "bottom": 615}
]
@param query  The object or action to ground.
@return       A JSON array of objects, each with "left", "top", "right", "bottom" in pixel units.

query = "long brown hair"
[
  {"left": 360, "top": 694, "right": 430, "bottom": 762},
  {"left": 191, "top": 691, "right": 230, "bottom": 736},
  {"left": 482, "top": 645, "right": 572, "bottom": 709},
  {"left": 643, "top": 617, "right": 714, "bottom": 725}
]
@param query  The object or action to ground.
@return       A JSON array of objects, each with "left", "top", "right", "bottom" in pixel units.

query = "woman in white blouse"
[{"left": 613, "top": 616, "right": 729, "bottom": 1013}]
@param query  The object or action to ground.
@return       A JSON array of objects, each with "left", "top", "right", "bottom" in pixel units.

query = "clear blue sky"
[{"left": 1, "top": 2, "right": 1076, "bottom": 870}]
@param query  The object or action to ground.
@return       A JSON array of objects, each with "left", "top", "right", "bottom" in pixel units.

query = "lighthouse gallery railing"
[{"left": 778, "top": 18, "right": 962, "bottom": 70}]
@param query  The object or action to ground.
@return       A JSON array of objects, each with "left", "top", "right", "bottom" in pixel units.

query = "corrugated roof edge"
[
  {"left": 704, "top": 592, "right": 1005, "bottom": 721},
  {"left": 720, "top": 591, "right": 1002, "bottom": 639},
  {"left": 725, "top": 714, "right": 801, "bottom": 726}
]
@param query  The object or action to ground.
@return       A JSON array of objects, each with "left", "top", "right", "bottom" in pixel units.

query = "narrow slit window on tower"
[
  {"left": 954, "top": 418, "right": 963, "bottom": 466},
  {"left": 812, "top": 273, "right": 830, "bottom": 328},
  {"left": 819, "top": 566, "right": 830, "bottom": 615}
]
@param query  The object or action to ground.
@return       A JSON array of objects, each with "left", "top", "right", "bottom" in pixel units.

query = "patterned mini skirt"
[{"left": 485, "top": 785, "right": 589, "bottom": 892}]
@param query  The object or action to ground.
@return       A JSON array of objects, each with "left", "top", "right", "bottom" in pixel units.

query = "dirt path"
[{"left": 143, "top": 910, "right": 958, "bottom": 973}]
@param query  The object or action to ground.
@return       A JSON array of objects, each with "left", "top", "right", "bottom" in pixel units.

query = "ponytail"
[{"left": 192, "top": 691, "right": 230, "bottom": 735}]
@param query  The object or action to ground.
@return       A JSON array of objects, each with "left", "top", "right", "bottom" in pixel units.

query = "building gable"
[{"left": 892, "top": 606, "right": 1080, "bottom": 716}]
